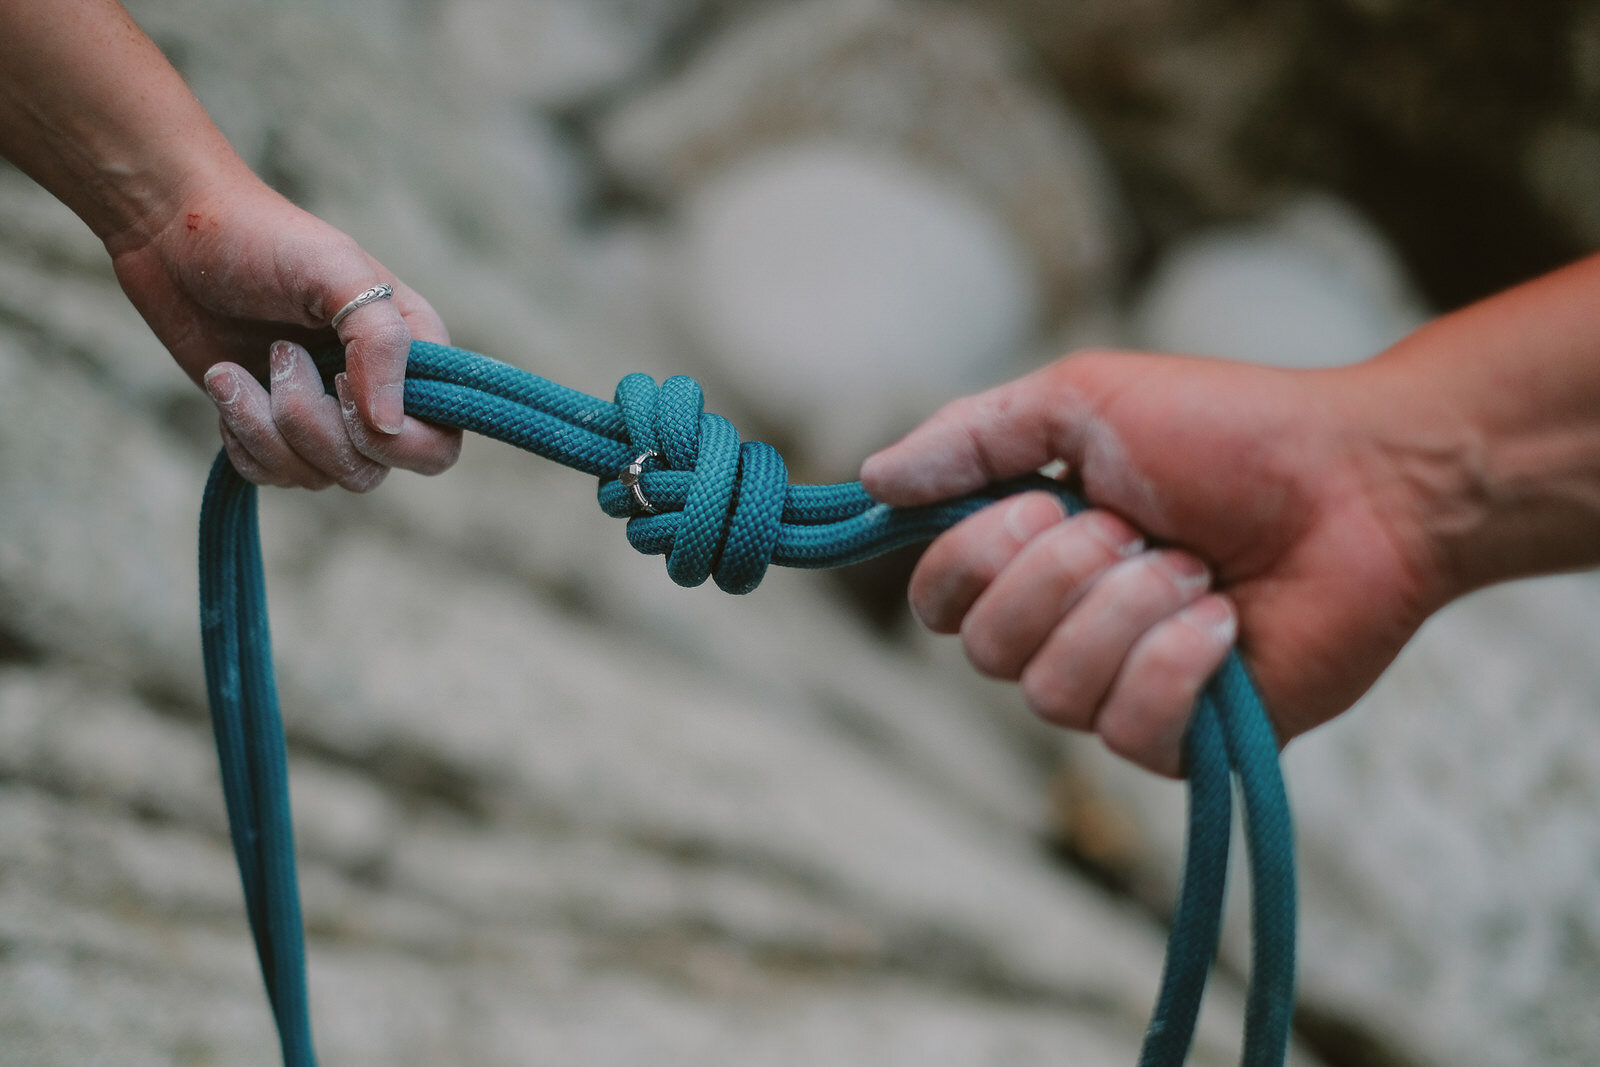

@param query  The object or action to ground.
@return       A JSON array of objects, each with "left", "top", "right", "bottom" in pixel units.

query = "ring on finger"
[{"left": 330, "top": 283, "right": 394, "bottom": 329}]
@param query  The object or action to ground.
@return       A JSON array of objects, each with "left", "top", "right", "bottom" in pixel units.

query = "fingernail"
[
  {"left": 1002, "top": 494, "right": 1062, "bottom": 542},
  {"left": 269, "top": 341, "right": 294, "bottom": 385},
  {"left": 1085, "top": 512, "right": 1144, "bottom": 558},
  {"left": 1181, "top": 596, "right": 1236, "bottom": 646},
  {"left": 373, "top": 382, "right": 404, "bottom": 436},
  {"left": 334, "top": 373, "right": 358, "bottom": 420},
  {"left": 1161, "top": 553, "right": 1211, "bottom": 598},
  {"left": 203, "top": 365, "right": 238, "bottom": 405}
]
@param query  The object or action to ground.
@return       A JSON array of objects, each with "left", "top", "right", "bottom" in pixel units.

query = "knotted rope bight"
[{"left": 198, "top": 340, "right": 1296, "bottom": 1067}]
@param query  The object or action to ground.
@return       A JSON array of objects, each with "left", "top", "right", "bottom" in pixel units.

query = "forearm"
[
  {"left": 0, "top": 0, "right": 248, "bottom": 248},
  {"left": 1337, "top": 253, "right": 1600, "bottom": 599}
]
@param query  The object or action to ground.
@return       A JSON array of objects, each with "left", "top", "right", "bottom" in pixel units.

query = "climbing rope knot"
[
  {"left": 597, "top": 372, "right": 789, "bottom": 595},
  {"left": 202, "top": 342, "right": 1297, "bottom": 1067}
]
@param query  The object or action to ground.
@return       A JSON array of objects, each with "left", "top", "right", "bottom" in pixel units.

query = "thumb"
[{"left": 860, "top": 356, "right": 1107, "bottom": 506}]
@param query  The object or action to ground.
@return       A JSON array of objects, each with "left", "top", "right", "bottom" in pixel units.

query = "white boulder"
[
  {"left": 675, "top": 142, "right": 1039, "bottom": 474},
  {"left": 1133, "top": 197, "right": 1428, "bottom": 369}
]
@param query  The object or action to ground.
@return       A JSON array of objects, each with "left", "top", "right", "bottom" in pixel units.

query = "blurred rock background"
[{"left": 2, "top": 0, "right": 1599, "bottom": 1064}]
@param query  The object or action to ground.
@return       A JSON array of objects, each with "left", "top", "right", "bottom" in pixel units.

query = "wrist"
[
  {"left": 0, "top": 0, "right": 251, "bottom": 252},
  {"left": 1313, "top": 354, "right": 1482, "bottom": 613},
  {"left": 1334, "top": 259, "right": 1600, "bottom": 603},
  {"left": 91, "top": 128, "right": 255, "bottom": 256}
]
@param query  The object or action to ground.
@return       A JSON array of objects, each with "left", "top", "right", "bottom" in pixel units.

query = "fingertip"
[
  {"left": 333, "top": 371, "right": 357, "bottom": 421},
  {"left": 269, "top": 342, "right": 291, "bottom": 387},
  {"left": 858, "top": 448, "right": 895, "bottom": 498},
  {"left": 370, "top": 381, "right": 405, "bottom": 436},
  {"left": 338, "top": 370, "right": 400, "bottom": 442},
  {"left": 1002, "top": 491, "right": 1068, "bottom": 540},
  {"left": 860, "top": 427, "right": 981, "bottom": 506},
  {"left": 1178, "top": 594, "right": 1238, "bottom": 648},
  {"left": 203, "top": 363, "right": 241, "bottom": 405},
  {"left": 859, "top": 441, "right": 929, "bottom": 505},
  {"left": 334, "top": 372, "right": 459, "bottom": 476}
]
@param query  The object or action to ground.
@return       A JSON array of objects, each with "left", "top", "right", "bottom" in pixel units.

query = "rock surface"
[
  {"left": 593, "top": 0, "right": 1129, "bottom": 472},
  {"left": 1132, "top": 197, "right": 1428, "bottom": 369},
  {"left": 0, "top": 2, "right": 1306, "bottom": 1065},
  {"left": 598, "top": 0, "right": 1126, "bottom": 323}
]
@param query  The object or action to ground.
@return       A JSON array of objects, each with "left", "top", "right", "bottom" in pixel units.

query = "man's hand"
[{"left": 861, "top": 350, "right": 1443, "bottom": 776}]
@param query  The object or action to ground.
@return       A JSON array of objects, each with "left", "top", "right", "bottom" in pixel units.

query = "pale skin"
[
  {"left": 862, "top": 253, "right": 1600, "bottom": 777},
  {"left": 0, "top": 0, "right": 460, "bottom": 488}
]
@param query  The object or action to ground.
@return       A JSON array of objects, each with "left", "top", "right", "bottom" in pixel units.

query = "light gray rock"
[
  {"left": 1288, "top": 575, "right": 1600, "bottom": 1067},
  {"left": 598, "top": 0, "right": 1127, "bottom": 323},
  {"left": 430, "top": 0, "right": 707, "bottom": 109},
  {"left": 0, "top": 171, "right": 179, "bottom": 406},
  {"left": 675, "top": 141, "right": 1040, "bottom": 473},
  {"left": 0, "top": 331, "right": 205, "bottom": 701},
  {"left": 1132, "top": 196, "right": 1428, "bottom": 369}
]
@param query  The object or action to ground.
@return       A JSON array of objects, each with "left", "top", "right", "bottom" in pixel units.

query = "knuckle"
[
  {"left": 959, "top": 619, "right": 1014, "bottom": 680},
  {"left": 906, "top": 555, "right": 971, "bottom": 634},
  {"left": 270, "top": 384, "right": 317, "bottom": 428},
  {"left": 942, "top": 392, "right": 986, "bottom": 427},
  {"left": 1098, "top": 555, "right": 1167, "bottom": 611},
  {"left": 411, "top": 435, "right": 463, "bottom": 476},
  {"left": 347, "top": 431, "right": 398, "bottom": 468},
  {"left": 1099, "top": 706, "right": 1176, "bottom": 770},
  {"left": 1019, "top": 663, "right": 1090, "bottom": 731},
  {"left": 1107, "top": 551, "right": 1205, "bottom": 617},
  {"left": 337, "top": 464, "right": 388, "bottom": 494},
  {"left": 353, "top": 318, "right": 412, "bottom": 357},
  {"left": 335, "top": 236, "right": 366, "bottom": 264},
  {"left": 1076, "top": 510, "right": 1143, "bottom": 558},
  {"left": 1152, "top": 550, "right": 1210, "bottom": 598},
  {"left": 1138, "top": 625, "right": 1206, "bottom": 687},
  {"left": 1055, "top": 347, "right": 1117, "bottom": 380},
  {"left": 1007, "top": 492, "right": 1067, "bottom": 539},
  {"left": 1039, "top": 521, "right": 1113, "bottom": 581}
]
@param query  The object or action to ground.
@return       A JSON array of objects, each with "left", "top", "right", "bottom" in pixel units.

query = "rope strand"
[{"left": 198, "top": 340, "right": 1296, "bottom": 1066}]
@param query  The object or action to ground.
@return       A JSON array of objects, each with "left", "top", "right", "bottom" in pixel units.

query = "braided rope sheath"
[{"left": 198, "top": 340, "right": 1295, "bottom": 1067}]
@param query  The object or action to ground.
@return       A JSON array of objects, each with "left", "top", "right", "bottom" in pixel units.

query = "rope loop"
[
  {"left": 600, "top": 373, "right": 791, "bottom": 593},
  {"left": 214, "top": 342, "right": 1295, "bottom": 1066}
]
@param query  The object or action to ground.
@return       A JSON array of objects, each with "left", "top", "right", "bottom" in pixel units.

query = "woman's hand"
[
  {"left": 108, "top": 172, "right": 462, "bottom": 490},
  {"left": 862, "top": 349, "right": 1446, "bottom": 776}
]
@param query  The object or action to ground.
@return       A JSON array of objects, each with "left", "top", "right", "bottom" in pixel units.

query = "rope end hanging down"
[{"left": 201, "top": 340, "right": 1296, "bottom": 1067}]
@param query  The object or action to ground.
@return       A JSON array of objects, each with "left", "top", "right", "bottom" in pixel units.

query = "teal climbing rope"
[{"left": 197, "top": 340, "right": 1295, "bottom": 1066}]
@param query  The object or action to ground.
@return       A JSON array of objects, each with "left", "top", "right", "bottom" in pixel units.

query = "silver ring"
[
  {"left": 618, "top": 450, "right": 658, "bottom": 514},
  {"left": 330, "top": 284, "right": 395, "bottom": 329}
]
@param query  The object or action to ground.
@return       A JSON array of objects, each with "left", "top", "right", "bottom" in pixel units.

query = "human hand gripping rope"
[{"left": 198, "top": 340, "right": 1296, "bottom": 1066}]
